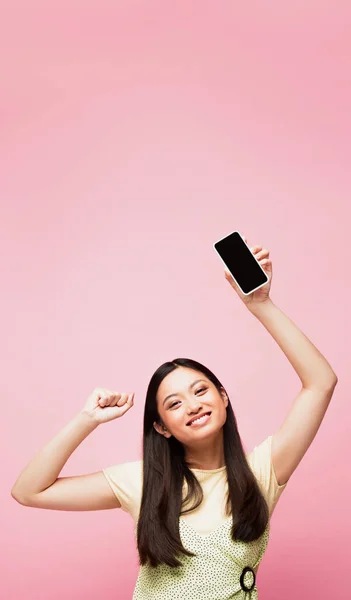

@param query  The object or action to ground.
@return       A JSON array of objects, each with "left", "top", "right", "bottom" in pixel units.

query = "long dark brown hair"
[{"left": 136, "top": 357, "right": 269, "bottom": 568}]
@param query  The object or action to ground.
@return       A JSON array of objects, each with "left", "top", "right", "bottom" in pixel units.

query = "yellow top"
[{"left": 103, "top": 435, "right": 288, "bottom": 599}]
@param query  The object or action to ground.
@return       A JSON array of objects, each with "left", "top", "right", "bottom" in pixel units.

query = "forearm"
[
  {"left": 248, "top": 299, "right": 337, "bottom": 389},
  {"left": 11, "top": 412, "right": 98, "bottom": 500}
]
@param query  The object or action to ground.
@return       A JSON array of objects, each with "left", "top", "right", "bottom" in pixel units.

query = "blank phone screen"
[{"left": 214, "top": 231, "right": 268, "bottom": 295}]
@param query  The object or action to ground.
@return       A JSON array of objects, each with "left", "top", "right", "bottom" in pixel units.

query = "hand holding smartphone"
[{"left": 213, "top": 230, "right": 269, "bottom": 296}]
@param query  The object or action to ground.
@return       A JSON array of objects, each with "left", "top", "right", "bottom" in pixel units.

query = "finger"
[
  {"left": 98, "top": 389, "right": 115, "bottom": 406},
  {"left": 117, "top": 398, "right": 134, "bottom": 415},
  {"left": 117, "top": 392, "right": 133, "bottom": 406},
  {"left": 224, "top": 270, "right": 236, "bottom": 286},
  {"left": 225, "top": 271, "right": 236, "bottom": 285},
  {"left": 256, "top": 248, "right": 269, "bottom": 260},
  {"left": 118, "top": 393, "right": 134, "bottom": 409},
  {"left": 116, "top": 393, "right": 126, "bottom": 406},
  {"left": 94, "top": 387, "right": 108, "bottom": 398},
  {"left": 104, "top": 392, "right": 122, "bottom": 406},
  {"left": 108, "top": 393, "right": 121, "bottom": 407}
]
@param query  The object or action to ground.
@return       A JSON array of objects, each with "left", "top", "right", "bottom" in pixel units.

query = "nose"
[{"left": 187, "top": 402, "right": 203, "bottom": 416}]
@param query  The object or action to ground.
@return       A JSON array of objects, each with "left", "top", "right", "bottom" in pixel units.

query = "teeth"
[{"left": 190, "top": 413, "right": 210, "bottom": 426}]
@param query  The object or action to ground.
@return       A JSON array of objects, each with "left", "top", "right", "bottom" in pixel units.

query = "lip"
[{"left": 186, "top": 411, "right": 212, "bottom": 427}]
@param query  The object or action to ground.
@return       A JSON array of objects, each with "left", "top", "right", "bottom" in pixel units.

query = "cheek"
[
  {"left": 173, "top": 412, "right": 186, "bottom": 427},
  {"left": 163, "top": 410, "right": 181, "bottom": 427},
  {"left": 166, "top": 411, "right": 189, "bottom": 432}
]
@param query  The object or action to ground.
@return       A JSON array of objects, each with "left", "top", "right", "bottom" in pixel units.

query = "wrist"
[
  {"left": 247, "top": 298, "right": 274, "bottom": 315},
  {"left": 77, "top": 410, "right": 100, "bottom": 430}
]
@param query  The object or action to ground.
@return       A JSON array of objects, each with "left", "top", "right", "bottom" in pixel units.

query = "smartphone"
[{"left": 213, "top": 230, "right": 269, "bottom": 296}]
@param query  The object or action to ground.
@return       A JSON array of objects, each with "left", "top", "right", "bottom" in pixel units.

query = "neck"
[{"left": 184, "top": 429, "right": 225, "bottom": 470}]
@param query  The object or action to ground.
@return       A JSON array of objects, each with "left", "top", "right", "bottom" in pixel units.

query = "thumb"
[
  {"left": 224, "top": 269, "right": 241, "bottom": 293},
  {"left": 224, "top": 268, "right": 234, "bottom": 283}
]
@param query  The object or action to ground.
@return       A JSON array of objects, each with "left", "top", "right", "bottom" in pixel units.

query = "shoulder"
[
  {"left": 102, "top": 459, "right": 143, "bottom": 515},
  {"left": 246, "top": 435, "right": 288, "bottom": 518},
  {"left": 103, "top": 459, "right": 142, "bottom": 482}
]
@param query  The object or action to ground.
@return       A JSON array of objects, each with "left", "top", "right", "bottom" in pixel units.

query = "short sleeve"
[
  {"left": 246, "top": 435, "right": 288, "bottom": 518},
  {"left": 102, "top": 460, "right": 142, "bottom": 518}
]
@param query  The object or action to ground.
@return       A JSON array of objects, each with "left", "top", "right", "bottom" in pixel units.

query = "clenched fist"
[{"left": 81, "top": 388, "right": 134, "bottom": 425}]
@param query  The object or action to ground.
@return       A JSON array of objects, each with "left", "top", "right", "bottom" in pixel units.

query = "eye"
[{"left": 169, "top": 388, "right": 206, "bottom": 408}]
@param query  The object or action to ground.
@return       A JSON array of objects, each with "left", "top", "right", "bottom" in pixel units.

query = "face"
[{"left": 153, "top": 367, "right": 228, "bottom": 443}]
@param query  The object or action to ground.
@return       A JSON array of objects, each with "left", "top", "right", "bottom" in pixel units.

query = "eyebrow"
[{"left": 163, "top": 379, "right": 207, "bottom": 406}]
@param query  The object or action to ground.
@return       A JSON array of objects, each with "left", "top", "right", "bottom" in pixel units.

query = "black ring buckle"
[{"left": 240, "top": 566, "right": 256, "bottom": 592}]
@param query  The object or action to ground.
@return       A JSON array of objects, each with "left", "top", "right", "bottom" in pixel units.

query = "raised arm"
[{"left": 11, "top": 388, "right": 134, "bottom": 511}]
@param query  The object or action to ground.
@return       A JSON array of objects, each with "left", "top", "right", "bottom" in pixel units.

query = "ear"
[
  {"left": 220, "top": 388, "right": 229, "bottom": 408},
  {"left": 153, "top": 420, "right": 172, "bottom": 438}
]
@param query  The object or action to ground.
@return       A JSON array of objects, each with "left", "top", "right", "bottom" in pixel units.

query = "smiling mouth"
[{"left": 187, "top": 412, "right": 212, "bottom": 427}]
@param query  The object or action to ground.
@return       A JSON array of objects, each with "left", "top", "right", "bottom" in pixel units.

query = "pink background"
[{"left": 2, "top": 2, "right": 350, "bottom": 599}]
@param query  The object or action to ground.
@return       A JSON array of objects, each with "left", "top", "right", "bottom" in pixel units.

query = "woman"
[{"left": 11, "top": 241, "right": 338, "bottom": 599}]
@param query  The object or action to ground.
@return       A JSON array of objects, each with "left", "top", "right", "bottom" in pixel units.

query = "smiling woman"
[
  {"left": 102, "top": 356, "right": 288, "bottom": 600},
  {"left": 100, "top": 356, "right": 288, "bottom": 599},
  {"left": 152, "top": 367, "right": 229, "bottom": 470},
  {"left": 12, "top": 352, "right": 288, "bottom": 600}
]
